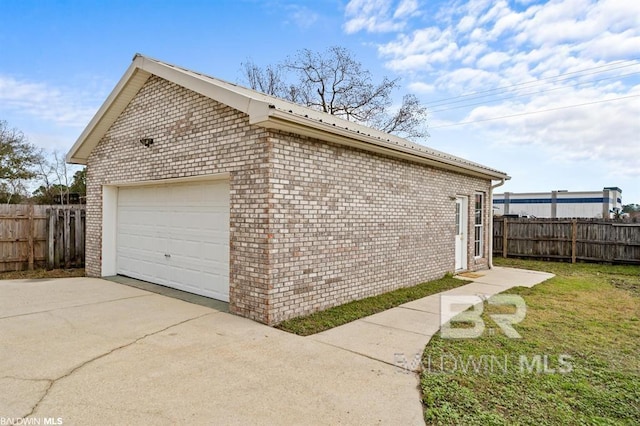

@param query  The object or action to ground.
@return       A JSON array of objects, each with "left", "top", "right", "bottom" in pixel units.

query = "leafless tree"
[
  {"left": 241, "top": 61, "right": 285, "bottom": 97},
  {"left": 33, "top": 150, "right": 72, "bottom": 205},
  {"left": 240, "top": 46, "right": 428, "bottom": 140},
  {"left": 52, "top": 151, "right": 70, "bottom": 204}
]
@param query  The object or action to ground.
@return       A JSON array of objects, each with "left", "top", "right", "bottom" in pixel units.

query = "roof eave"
[
  {"left": 66, "top": 57, "right": 153, "bottom": 164},
  {"left": 67, "top": 54, "right": 509, "bottom": 181},
  {"left": 67, "top": 55, "right": 272, "bottom": 164},
  {"left": 251, "top": 111, "right": 509, "bottom": 181}
]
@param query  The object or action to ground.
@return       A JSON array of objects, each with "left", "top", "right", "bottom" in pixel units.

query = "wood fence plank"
[
  {"left": 28, "top": 204, "right": 34, "bottom": 270},
  {"left": 75, "top": 210, "right": 84, "bottom": 265},
  {"left": 64, "top": 209, "right": 71, "bottom": 268},
  {"left": 493, "top": 217, "right": 640, "bottom": 265},
  {"left": 503, "top": 218, "right": 508, "bottom": 258},
  {"left": 0, "top": 205, "right": 50, "bottom": 271},
  {"left": 571, "top": 219, "right": 578, "bottom": 263},
  {"left": 47, "top": 209, "right": 55, "bottom": 269},
  {"left": 56, "top": 210, "right": 64, "bottom": 268}
]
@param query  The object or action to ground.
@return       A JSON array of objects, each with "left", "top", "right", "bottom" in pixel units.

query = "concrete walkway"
[
  {"left": 310, "top": 267, "right": 554, "bottom": 370},
  {"left": 0, "top": 267, "right": 552, "bottom": 424}
]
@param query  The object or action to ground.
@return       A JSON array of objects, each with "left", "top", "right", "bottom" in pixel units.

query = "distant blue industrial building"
[{"left": 493, "top": 187, "right": 622, "bottom": 218}]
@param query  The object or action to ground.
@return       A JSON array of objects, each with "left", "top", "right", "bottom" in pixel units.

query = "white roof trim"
[
  {"left": 66, "top": 63, "right": 151, "bottom": 163},
  {"left": 67, "top": 54, "right": 509, "bottom": 180}
]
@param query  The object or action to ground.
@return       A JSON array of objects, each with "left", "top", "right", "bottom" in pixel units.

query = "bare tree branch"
[
  {"left": 240, "top": 60, "right": 285, "bottom": 96},
  {"left": 238, "top": 47, "right": 428, "bottom": 141},
  {"left": 52, "top": 151, "right": 70, "bottom": 205},
  {"left": 376, "top": 94, "right": 430, "bottom": 139}
]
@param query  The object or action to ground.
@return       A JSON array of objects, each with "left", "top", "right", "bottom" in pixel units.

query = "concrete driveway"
[{"left": 0, "top": 278, "right": 423, "bottom": 425}]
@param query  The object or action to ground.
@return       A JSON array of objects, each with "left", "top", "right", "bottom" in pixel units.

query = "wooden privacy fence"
[
  {"left": 493, "top": 217, "right": 640, "bottom": 264},
  {"left": 0, "top": 204, "right": 86, "bottom": 272}
]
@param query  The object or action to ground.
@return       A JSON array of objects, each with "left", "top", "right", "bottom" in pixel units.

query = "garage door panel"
[
  {"left": 118, "top": 227, "right": 166, "bottom": 253},
  {"left": 119, "top": 225, "right": 161, "bottom": 239},
  {"left": 165, "top": 268, "right": 228, "bottom": 301},
  {"left": 169, "top": 241, "right": 202, "bottom": 260},
  {"left": 116, "top": 180, "right": 230, "bottom": 301},
  {"left": 204, "top": 241, "right": 229, "bottom": 259},
  {"left": 119, "top": 257, "right": 170, "bottom": 283},
  {"left": 179, "top": 273, "right": 228, "bottom": 300}
]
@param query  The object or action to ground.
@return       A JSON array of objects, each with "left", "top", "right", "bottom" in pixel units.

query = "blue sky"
[{"left": 1, "top": 0, "right": 639, "bottom": 204}]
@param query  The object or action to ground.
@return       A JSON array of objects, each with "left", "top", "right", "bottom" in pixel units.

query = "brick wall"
[
  {"left": 85, "top": 75, "right": 272, "bottom": 323},
  {"left": 265, "top": 132, "right": 490, "bottom": 323},
  {"left": 86, "top": 75, "right": 492, "bottom": 325}
]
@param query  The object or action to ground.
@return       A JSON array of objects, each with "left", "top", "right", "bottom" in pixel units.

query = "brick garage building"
[{"left": 67, "top": 55, "right": 509, "bottom": 325}]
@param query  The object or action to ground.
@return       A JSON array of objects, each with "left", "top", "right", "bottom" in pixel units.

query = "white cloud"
[
  {"left": 352, "top": 0, "right": 640, "bottom": 180},
  {"left": 26, "top": 132, "right": 78, "bottom": 153},
  {"left": 476, "top": 0, "right": 510, "bottom": 28},
  {"left": 476, "top": 51, "right": 510, "bottom": 69},
  {"left": 457, "top": 15, "right": 476, "bottom": 33},
  {"left": 407, "top": 81, "right": 435, "bottom": 93},
  {"left": 579, "top": 30, "right": 640, "bottom": 59},
  {"left": 477, "top": 90, "right": 640, "bottom": 175},
  {"left": 488, "top": 8, "right": 524, "bottom": 39},
  {"left": 433, "top": 67, "right": 503, "bottom": 95},
  {"left": 457, "top": 42, "right": 488, "bottom": 66},
  {"left": 284, "top": 4, "right": 320, "bottom": 29},
  {"left": 0, "top": 75, "right": 99, "bottom": 128},
  {"left": 393, "top": 0, "right": 419, "bottom": 18},
  {"left": 343, "top": 0, "right": 420, "bottom": 34}
]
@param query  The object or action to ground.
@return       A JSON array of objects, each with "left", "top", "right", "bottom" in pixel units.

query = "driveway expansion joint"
[
  {"left": 399, "top": 305, "right": 439, "bottom": 314},
  {"left": 0, "top": 293, "right": 157, "bottom": 321},
  {"left": 310, "top": 337, "right": 423, "bottom": 373},
  {"left": 359, "top": 318, "right": 434, "bottom": 337},
  {"left": 20, "top": 311, "right": 213, "bottom": 421}
]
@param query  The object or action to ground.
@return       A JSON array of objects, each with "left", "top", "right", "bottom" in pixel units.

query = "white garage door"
[{"left": 116, "top": 180, "right": 230, "bottom": 301}]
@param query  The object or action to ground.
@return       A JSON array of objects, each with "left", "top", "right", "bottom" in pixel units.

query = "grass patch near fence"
[
  {"left": 276, "top": 275, "right": 469, "bottom": 336},
  {"left": 0, "top": 268, "right": 86, "bottom": 280},
  {"left": 421, "top": 258, "right": 640, "bottom": 425}
]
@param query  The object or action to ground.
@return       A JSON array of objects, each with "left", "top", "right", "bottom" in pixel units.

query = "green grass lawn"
[
  {"left": 421, "top": 258, "right": 640, "bottom": 425},
  {"left": 277, "top": 274, "right": 468, "bottom": 335}
]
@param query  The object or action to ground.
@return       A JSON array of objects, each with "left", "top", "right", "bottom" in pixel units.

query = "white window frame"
[{"left": 474, "top": 192, "right": 484, "bottom": 258}]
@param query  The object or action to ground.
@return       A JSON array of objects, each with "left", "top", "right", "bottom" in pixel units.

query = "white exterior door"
[
  {"left": 116, "top": 180, "right": 230, "bottom": 301},
  {"left": 455, "top": 196, "right": 468, "bottom": 271}
]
